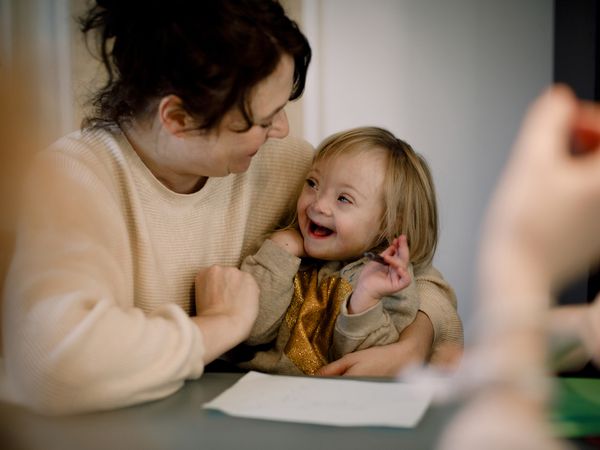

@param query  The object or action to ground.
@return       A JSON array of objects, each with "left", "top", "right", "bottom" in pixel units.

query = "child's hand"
[
  {"left": 269, "top": 228, "right": 306, "bottom": 257},
  {"left": 349, "top": 236, "right": 411, "bottom": 314}
]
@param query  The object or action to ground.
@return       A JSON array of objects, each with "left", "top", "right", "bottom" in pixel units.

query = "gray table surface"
[
  {"left": 0, "top": 372, "right": 461, "bottom": 450},
  {"left": 0, "top": 372, "right": 596, "bottom": 450}
]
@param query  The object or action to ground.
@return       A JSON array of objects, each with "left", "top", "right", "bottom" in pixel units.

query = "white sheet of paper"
[{"left": 203, "top": 371, "right": 433, "bottom": 428}]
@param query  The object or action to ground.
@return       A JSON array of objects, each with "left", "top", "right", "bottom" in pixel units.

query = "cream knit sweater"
[{"left": 3, "top": 128, "right": 314, "bottom": 414}]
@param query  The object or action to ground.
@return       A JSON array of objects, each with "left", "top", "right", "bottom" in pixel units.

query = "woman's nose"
[{"left": 267, "top": 109, "right": 289, "bottom": 139}]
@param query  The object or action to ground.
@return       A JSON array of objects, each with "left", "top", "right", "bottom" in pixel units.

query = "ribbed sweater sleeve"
[
  {"left": 3, "top": 142, "right": 205, "bottom": 414},
  {"left": 415, "top": 265, "right": 464, "bottom": 360}
]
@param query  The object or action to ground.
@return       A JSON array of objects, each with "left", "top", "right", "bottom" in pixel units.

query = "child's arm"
[
  {"left": 240, "top": 229, "right": 304, "bottom": 345},
  {"left": 331, "top": 236, "right": 420, "bottom": 360},
  {"left": 268, "top": 228, "right": 306, "bottom": 258}
]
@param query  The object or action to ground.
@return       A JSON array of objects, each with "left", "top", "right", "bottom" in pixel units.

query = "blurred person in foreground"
[{"left": 439, "top": 85, "right": 600, "bottom": 449}]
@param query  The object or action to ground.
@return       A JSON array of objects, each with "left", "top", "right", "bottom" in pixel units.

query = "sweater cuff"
[
  {"left": 336, "top": 297, "right": 388, "bottom": 338},
  {"left": 152, "top": 303, "right": 206, "bottom": 380},
  {"left": 253, "top": 238, "right": 301, "bottom": 275}
]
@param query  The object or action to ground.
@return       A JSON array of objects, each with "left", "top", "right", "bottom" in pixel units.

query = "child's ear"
[{"left": 157, "top": 95, "right": 195, "bottom": 136}]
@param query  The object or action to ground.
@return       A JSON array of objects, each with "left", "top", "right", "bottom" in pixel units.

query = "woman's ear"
[{"left": 158, "top": 95, "right": 194, "bottom": 136}]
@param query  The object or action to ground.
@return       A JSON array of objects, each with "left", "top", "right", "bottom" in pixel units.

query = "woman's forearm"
[
  {"left": 393, "top": 311, "right": 434, "bottom": 363},
  {"left": 193, "top": 314, "right": 249, "bottom": 364}
]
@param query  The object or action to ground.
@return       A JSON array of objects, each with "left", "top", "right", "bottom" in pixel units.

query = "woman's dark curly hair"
[{"left": 79, "top": 0, "right": 311, "bottom": 131}]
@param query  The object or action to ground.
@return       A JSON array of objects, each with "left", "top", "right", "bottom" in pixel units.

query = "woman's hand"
[
  {"left": 193, "top": 265, "right": 259, "bottom": 364},
  {"left": 480, "top": 86, "right": 600, "bottom": 301},
  {"left": 316, "top": 311, "right": 433, "bottom": 376},
  {"left": 548, "top": 296, "right": 600, "bottom": 371},
  {"left": 475, "top": 86, "right": 600, "bottom": 368},
  {"left": 349, "top": 236, "right": 411, "bottom": 314},
  {"left": 441, "top": 86, "right": 600, "bottom": 450},
  {"left": 269, "top": 228, "right": 306, "bottom": 258}
]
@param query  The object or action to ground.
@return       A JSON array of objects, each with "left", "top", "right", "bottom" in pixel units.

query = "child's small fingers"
[
  {"left": 397, "top": 235, "right": 410, "bottom": 261},
  {"left": 385, "top": 255, "right": 408, "bottom": 274},
  {"left": 382, "top": 252, "right": 401, "bottom": 266},
  {"left": 383, "top": 245, "right": 397, "bottom": 256},
  {"left": 380, "top": 242, "right": 397, "bottom": 258},
  {"left": 397, "top": 235, "right": 408, "bottom": 248}
]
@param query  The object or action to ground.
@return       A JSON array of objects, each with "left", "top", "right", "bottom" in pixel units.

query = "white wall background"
[{"left": 300, "top": 0, "right": 553, "bottom": 340}]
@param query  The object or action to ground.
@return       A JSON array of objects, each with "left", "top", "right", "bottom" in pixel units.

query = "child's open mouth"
[{"left": 309, "top": 220, "right": 334, "bottom": 237}]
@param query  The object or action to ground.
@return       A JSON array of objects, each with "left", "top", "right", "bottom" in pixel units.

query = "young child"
[{"left": 237, "top": 126, "right": 439, "bottom": 375}]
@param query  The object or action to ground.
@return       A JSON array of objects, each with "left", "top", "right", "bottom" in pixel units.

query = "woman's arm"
[
  {"left": 2, "top": 149, "right": 247, "bottom": 415},
  {"left": 415, "top": 266, "right": 464, "bottom": 366},
  {"left": 193, "top": 265, "right": 259, "bottom": 364},
  {"left": 319, "top": 311, "right": 434, "bottom": 376}
]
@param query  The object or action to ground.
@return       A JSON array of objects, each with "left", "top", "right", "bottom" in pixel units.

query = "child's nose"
[{"left": 312, "top": 194, "right": 332, "bottom": 215}]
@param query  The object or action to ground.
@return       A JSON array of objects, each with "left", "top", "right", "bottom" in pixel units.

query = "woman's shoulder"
[
  {"left": 45, "top": 127, "right": 124, "bottom": 162},
  {"left": 32, "top": 127, "right": 132, "bottom": 177},
  {"left": 27, "top": 127, "right": 134, "bottom": 194}
]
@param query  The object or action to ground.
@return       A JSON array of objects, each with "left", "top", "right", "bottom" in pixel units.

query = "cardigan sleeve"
[
  {"left": 415, "top": 265, "right": 464, "bottom": 363},
  {"left": 3, "top": 149, "right": 206, "bottom": 415},
  {"left": 240, "top": 238, "right": 301, "bottom": 345}
]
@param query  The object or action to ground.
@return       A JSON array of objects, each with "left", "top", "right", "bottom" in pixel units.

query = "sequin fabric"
[{"left": 283, "top": 267, "right": 353, "bottom": 374}]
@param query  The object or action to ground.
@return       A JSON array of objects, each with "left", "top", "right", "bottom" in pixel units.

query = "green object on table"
[{"left": 551, "top": 377, "right": 600, "bottom": 438}]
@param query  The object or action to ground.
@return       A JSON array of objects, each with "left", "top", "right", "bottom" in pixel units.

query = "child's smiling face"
[{"left": 297, "top": 149, "right": 387, "bottom": 261}]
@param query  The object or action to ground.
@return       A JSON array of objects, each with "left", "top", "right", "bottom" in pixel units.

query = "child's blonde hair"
[{"left": 314, "top": 126, "right": 438, "bottom": 270}]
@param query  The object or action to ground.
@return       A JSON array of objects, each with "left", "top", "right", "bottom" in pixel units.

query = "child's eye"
[
  {"left": 259, "top": 122, "right": 273, "bottom": 129},
  {"left": 338, "top": 195, "right": 352, "bottom": 204},
  {"left": 306, "top": 178, "right": 317, "bottom": 188}
]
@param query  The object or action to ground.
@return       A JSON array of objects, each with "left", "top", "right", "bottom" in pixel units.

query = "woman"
[
  {"left": 2, "top": 0, "right": 461, "bottom": 414},
  {"left": 440, "top": 86, "right": 600, "bottom": 449}
]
